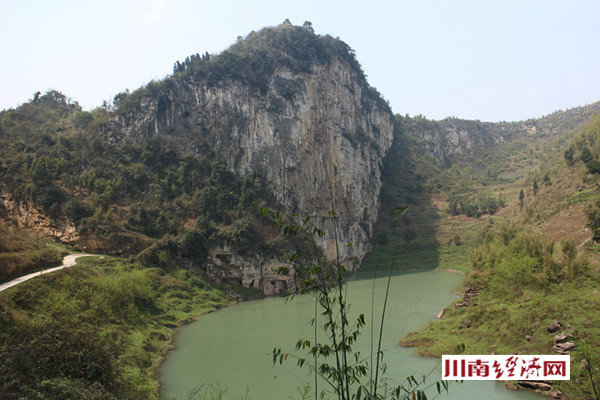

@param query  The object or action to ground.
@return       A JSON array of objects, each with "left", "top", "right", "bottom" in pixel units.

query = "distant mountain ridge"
[{"left": 401, "top": 101, "right": 600, "bottom": 164}]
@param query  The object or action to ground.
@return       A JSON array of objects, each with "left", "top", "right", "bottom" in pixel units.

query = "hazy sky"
[{"left": 1, "top": 0, "right": 599, "bottom": 122}]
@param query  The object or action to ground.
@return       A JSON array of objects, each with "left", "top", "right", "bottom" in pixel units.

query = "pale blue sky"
[{"left": 1, "top": 0, "right": 598, "bottom": 121}]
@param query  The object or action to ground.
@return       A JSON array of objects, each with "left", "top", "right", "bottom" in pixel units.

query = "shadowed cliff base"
[
  {"left": 361, "top": 198, "right": 441, "bottom": 272},
  {"left": 361, "top": 116, "right": 442, "bottom": 272}
]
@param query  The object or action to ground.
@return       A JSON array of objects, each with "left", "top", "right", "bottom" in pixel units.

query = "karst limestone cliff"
[
  {"left": 107, "top": 29, "right": 394, "bottom": 292},
  {"left": 402, "top": 102, "right": 600, "bottom": 163}
]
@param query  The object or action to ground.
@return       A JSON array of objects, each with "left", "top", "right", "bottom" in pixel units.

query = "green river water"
[{"left": 159, "top": 271, "right": 542, "bottom": 399}]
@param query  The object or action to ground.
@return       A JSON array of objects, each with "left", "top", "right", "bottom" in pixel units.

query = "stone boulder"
[
  {"left": 517, "top": 381, "right": 552, "bottom": 391},
  {"left": 553, "top": 332, "right": 574, "bottom": 343},
  {"left": 547, "top": 320, "right": 562, "bottom": 333},
  {"left": 553, "top": 341, "right": 577, "bottom": 354}
]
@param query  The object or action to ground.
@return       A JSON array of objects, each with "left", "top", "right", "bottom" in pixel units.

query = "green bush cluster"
[
  {"left": 448, "top": 192, "right": 505, "bottom": 217},
  {"left": 586, "top": 200, "right": 600, "bottom": 242},
  {"left": 469, "top": 224, "right": 589, "bottom": 298},
  {"left": 566, "top": 115, "right": 600, "bottom": 174}
]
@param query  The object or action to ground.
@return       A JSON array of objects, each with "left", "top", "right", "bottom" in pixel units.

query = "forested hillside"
[
  {"left": 0, "top": 89, "right": 308, "bottom": 282},
  {"left": 364, "top": 102, "right": 600, "bottom": 273}
]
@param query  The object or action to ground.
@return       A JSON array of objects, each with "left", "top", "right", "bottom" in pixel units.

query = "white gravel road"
[{"left": 0, "top": 254, "right": 94, "bottom": 293}]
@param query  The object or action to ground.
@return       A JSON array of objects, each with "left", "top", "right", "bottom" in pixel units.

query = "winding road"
[{"left": 0, "top": 254, "right": 94, "bottom": 293}]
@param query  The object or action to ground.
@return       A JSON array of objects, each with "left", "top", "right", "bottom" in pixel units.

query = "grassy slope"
[
  {"left": 0, "top": 256, "right": 231, "bottom": 400},
  {"left": 0, "top": 222, "right": 68, "bottom": 283},
  {"left": 394, "top": 115, "right": 600, "bottom": 398}
]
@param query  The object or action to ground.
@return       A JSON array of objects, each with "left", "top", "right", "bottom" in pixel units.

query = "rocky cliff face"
[
  {"left": 108, "top": 57, "right": 394, "bottom": 281},
  {"left": 205, "top": 241, "right": 295, "bottom": 297},
  {"left": 402, "top": 102, "right": 600, "bottom": 163},
  {"left": 402, "top": 117, "right": 524, "bottom": 163},
  {"left": 0, "top": 191, "right": 79, "bottom": 244}
]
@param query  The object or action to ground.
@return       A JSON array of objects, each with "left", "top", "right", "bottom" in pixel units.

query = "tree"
[
  {"left": 543, "top": 174, "right": 551, "bottom": 186},
  {"left": 72, "top": 111, "right": 93, "bottom": 129},
  {"left": 38, "top": 90, "right": 68, "bottom": 106},
  {"left": 533, "top": 179, "right": 538, "bottom": 195},
  {"left": 581, "top": 147, "right": 593, "bottom": 165},
  {"left": 113, "top": 89, "right": 130, "bottom": 109},
  {"left": 519, "top": 189, "right": 525, "bottom": 208},
  {"left": 303, "top": 21, "right": 315, "bottom": 33},
  {"left": 586, "top": 160, "right": 600, "bottom": 175},
  {"left": 586, "top": 201, "right": 600, "bottom": 242},
  {"left": 564, "top": 148, "right": 575, "bottom": 166},
  {"left": 64, "top": 198, "right": 91, "bottom": 225},
  {"left": 448, "top": 195, "right": 460, "bottom": 215},
  {"left": 31, "top": 160, "right": 53, "bottom": 186},
  {"left": 173, "top": 60, "right": 184, "bottom": 73}
]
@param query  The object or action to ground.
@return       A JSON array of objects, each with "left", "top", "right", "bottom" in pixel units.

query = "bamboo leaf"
[{"left": 392, "top": 206, "right": 409, "bottom": 222}]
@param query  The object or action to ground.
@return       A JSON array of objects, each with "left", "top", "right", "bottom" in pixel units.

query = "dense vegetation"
[
  {"left": 114, "top": 22, "right": 389, "bottom": 117},
  {"left": 0, "top": 90, "right": 301, "bottom": 271},
  {"left": 0, "top": 256, "right": 230, "bottom": 400},
  {"left": 566, "top": 115, "right": 600, "bottom": 175}
]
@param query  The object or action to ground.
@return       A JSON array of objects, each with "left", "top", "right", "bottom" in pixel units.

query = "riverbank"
[
  {"left": 150, "top": 296, "right": 239, "bottom": 387},
  {"left": 351, "top": 266, "right": 466, "bottom": 278},
  {"left": 158, "top": 269, "right": 469, "bottom": 400},
  {"left": 0, "top": 255, "right": 232, "bottom": 400},
  {"left": 398, "top": 238, "right": 600, "bottom": 400}
]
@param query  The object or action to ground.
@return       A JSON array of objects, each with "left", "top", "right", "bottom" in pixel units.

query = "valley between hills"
[{"left": 1, "top": 22, "right": 600, "bottom": 400}]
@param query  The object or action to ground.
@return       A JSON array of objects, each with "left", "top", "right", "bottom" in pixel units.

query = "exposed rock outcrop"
[
  {"left": 547, "top": 320, "right": 562, "bottom": 333},
  {"left": 205, "top": 242, "right": 294, "bottom": 296},
  {"left": 517, "top": 380, "right": 553, "bottom": 391},
  {"left": 553, "top": 332, "right": 574, "bottom": 343},
  {"left": 402, "top": 117, "right": 523, "bottom": 163},
  {"left": 553, "top": 341, "right": 577, "bottom": 354},
  {"left": 108, "top": 50, "right": 394, "bottom": 276},
  {"left": 402, "top": 102, "right": 600, "bottom": 164},
  {"left": 453, "top": 286, "right": 480, "bottom": 309},
  {"left": 0, "top": 191, "right": 79, "bottom": 244}
]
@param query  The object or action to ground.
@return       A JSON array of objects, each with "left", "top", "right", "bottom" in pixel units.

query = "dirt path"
[{"left": 0, "top": 254, "right": 95, "bottom": 293}]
